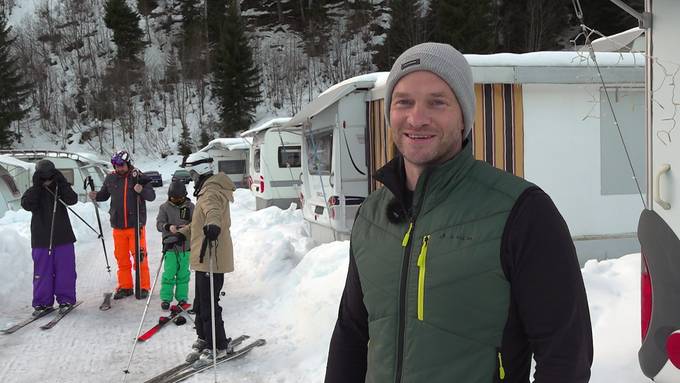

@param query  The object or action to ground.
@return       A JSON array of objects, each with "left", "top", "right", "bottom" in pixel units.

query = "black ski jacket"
[
  {"left": 95, "top": 168, "right": 155, "bottom": 229},
  {"left": 21, "top": 169, "right": 78, "bottom": 248}
]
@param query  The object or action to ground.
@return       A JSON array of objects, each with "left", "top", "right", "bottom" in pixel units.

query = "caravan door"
[{"left": 638, "top": 1, "right": 680, "bottom": 381}]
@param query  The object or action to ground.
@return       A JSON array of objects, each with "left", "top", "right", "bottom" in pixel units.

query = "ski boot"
[
  {"left": 32, "top": 305, "right": 52, "bottom": 317},
  {"left": 161, "top": 301, "right": 170, "bottom": 311},
  {"left": 58, "top": 303, "right": 73, "bottom": 314},
  {"left": 113, "top": 288, "right": 133, "bottom": 300},
  {"left": 185, "top": 338, "right": 208, "bottom": 363}
]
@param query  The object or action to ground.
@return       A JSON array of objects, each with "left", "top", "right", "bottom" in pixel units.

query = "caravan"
[
  {"left": 285, "top": 73, "right": 387, "bottom": 242},
  {"left": 241, "top": 117, "right": 303, "bottom": 210},
  {"left": 0, "top": 150, "right": 108, "bottom": 202},
  {"left": 637, "top": 1, "right": 680, "bottom": 381},
  {"left": 293, "top": 52, "right": 645, "bottom": 253},
  {"left": 197, "top": 138, "right": 250, "bottom": 188},
  {"left": 0, "top": 155, "right": 33, "bottom": 217}
]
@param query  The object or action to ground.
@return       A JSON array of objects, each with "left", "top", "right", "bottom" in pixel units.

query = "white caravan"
[
  {"left": 241, "top": 117, "right": 303, "bottom": 210},
  {"left": 0, "top": 150, "right": 108, "bottom": 202},
  {"left": 0, "top": 155, "right": 33, "bottom": 217},
  {"left": 197, "top": 138, "right": 250, "bottom": 188},
  {"left": 636, "top": 1, "right": 680, "bottom": 382},
  {"left": 285, "top": 73, "right": 388, "bottom": 242}
]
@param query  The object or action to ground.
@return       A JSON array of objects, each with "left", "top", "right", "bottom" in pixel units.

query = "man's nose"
[{"left": 406, "top": 102, "right": 429, "bottom": 128}]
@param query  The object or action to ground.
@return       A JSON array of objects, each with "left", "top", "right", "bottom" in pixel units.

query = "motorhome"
[
  {"left": 636, "top": 1, "right": 680, "bottom": 381},
  {"left": 241, "top": 117, "right": 303, "bottom": 210},
  {"left": 0, "top": 150, "right": 108, "bottom": 202},
  {"left": 0, "top": 155, "right": 33, "bottom": 217},
  {"left": 197, "top": 138, "right": 250, "bottom": 188},
  {"left": 285, "top": 73, "right": 388, "bottom": 242}
]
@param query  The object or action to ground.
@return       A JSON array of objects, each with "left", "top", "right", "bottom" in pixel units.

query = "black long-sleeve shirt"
[{"left": 325, "top": 188, "right": 593, "bottom": 383}]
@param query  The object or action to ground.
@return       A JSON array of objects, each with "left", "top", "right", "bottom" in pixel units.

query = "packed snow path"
[{"left": 0, "top": 186, "right": 649, "bottom": 382}]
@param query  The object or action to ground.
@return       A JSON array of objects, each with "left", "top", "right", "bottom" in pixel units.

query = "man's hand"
[
  {"left": 133, "top": 184, "right": 143, "bottom": 193},
  {"left": 203, "top": 224, "right": 221, "bottom": 241},
  {"left": 88, "top": 191, "right": 97, "bottom": 200}
]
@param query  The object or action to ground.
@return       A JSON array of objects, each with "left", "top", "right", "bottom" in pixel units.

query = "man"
[
  {"left": 21, "top": 160, "right": 79, "bottom": 315},
  {"left": 324, "top": 43, "right": 593, "bottom": 383},
  {"left": 173, "top": 151, "right": 235, "bottom": 367},
  {"left": 88, "top": 150, "right": 156, "bottom": 299}
]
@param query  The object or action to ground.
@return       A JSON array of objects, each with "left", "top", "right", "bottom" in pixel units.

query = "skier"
[
  {"left": 172, "top": 151, "right": 235, "bottom": 367},
  {"left": 21, "top": 159, "right": 79, "bottom": 316},
  {"left": 88, "top": 150, "right": 156, "bottom": 299},
  {"left": 156, "top": 180, "right": 194, "bottom": 310}
]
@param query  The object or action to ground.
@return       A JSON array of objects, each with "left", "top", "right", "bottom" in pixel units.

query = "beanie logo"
[{"left": 401, "top": 59, "right": 420, "bottom": 70}]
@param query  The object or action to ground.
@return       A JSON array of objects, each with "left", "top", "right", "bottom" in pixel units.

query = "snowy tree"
[
  {"left": 425, "top": 0, "right": 497, "bottom": 53},
  {"left": 0, "top": 15, "right": 30, "bottom": 148},
  {"left": 177, "top": 120, "right": 193, "bottom": 156},
  {"left": 104, "top": 0, "right": 145, "bottom": 65},
  {"left": 211, "top": 2, "right": 260, "bottom": 135},
  {"left": 374, "top": 0, "right": 426, "bottom": 70}
]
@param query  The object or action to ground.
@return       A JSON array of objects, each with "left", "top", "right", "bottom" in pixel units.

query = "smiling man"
[{"left": 324, "top": 43, "right": 593, "bottom": 383}]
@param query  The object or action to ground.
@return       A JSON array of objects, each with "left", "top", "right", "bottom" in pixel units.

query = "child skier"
[
  {"left": 156, "top": 180, "right": 194, "bottom": 310},
  {"left": 21, "top": 160, "right": 79, "bottom": 316}
]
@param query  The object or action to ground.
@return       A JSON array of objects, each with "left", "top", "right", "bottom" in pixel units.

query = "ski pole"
[
  {"left": 43, "top": 187, "right": 103, "bottom": 238},
  {"left": 207, "top": 239, "right": 218, "bottom": 383},
  {"left": 47, "top": 183, "right": 59, "bottom": 257},
  {"left": 122, "top": 236, "right": 178, "bottom": 381},
  {"left": 84, "top": 176, "right": 111, "bottom": 275},
  {"left": 132, "top": 169, "right": 142, "bottom": 299}
]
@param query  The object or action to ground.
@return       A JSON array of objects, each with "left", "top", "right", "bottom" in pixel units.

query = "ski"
[
  {"left": 164, "top": 338, "right": 266, "bottom": 383},
  {"left": 1, "top": 307, "right": 56, "bottom": 335},
  {"left": 137, "top": 303, "right": 189, "bottom": 342},
  {"left": 99, "top": 292, "right": 113, "bottom": 311},
  {"left": 40, "top": 301, "right": 83, "bottom": 330},
  {"left": 143, "top": 335, "right": 250, "bottom": 383}
]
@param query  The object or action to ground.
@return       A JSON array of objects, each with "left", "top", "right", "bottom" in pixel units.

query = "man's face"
[
  {"left": 114, "top": 163, "right": 129, "bottom": 175},
  {"left": 390, "top": 70, "right": 465, "bottom": 172}
]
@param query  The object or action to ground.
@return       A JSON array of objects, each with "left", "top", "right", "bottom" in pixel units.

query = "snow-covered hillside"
[{"left": 0, "top": 157, "right": 650, "bottom": 383}]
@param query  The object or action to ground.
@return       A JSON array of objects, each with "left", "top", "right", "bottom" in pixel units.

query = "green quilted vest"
[{"left": 353, "top": 145, "right": 533, "bottom": 383}]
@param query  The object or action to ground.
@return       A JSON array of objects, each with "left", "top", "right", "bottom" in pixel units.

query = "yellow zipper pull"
[
  {"left": 401, "top": 222, "right": 413, "bottom": 247},
  {"left": 498, "top": 352, "right": 506, "bottom": 380},
  {"left": 417, "top": 235, "right": 430, "bottom": 321}
]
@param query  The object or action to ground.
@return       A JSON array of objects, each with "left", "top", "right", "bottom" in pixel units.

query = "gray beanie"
[{"left": 385, "top": 42, "right": 475, "bottom": 138}]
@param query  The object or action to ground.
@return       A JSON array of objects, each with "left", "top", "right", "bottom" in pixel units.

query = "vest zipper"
[
  {"left": 416, "top": 235, "right": 430, "bottom": 321},
  {"left": 395, "top": 220, "right": 416, "bottom": 383},
  {"left": 497, "top": 348, "right": 506, "bottom": 381}
]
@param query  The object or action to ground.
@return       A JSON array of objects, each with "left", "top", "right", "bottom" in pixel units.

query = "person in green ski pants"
[{"left": 156, "top": 180, "right": 194, "bottom": 310}]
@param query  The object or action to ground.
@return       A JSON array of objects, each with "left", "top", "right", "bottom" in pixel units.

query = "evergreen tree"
[
  {"left": 579, "top": 0, "right": 644, "bottom": 37},
  {"left": 211, "top": 2, "right": 261, "bottom": 135},
  {"left": 374, "top": 0, "right": 426, "bottom": 70},
  {"left": 207, "top": 0, "right": 227, "bottom": 49},
  {"left": 425, "top": 0, "right": 496, "bottom": 53},
  {"left": 0, "top": 15, "right": 30, "bottom": 148},
  {"left": 177, "top": 121, "right": 193, "bottom": 156},
  {"left": 104, "top": 0, "right": 145, "bottom": 64}
]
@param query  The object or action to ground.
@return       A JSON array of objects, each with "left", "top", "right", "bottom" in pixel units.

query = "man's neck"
[{"left": 404, "top": 163, "right": 423, "bottom": 192}]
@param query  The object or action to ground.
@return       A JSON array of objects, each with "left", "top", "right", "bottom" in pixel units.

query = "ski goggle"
[{"left": 111, "top": 158, "right": 127, "bottom": 167}]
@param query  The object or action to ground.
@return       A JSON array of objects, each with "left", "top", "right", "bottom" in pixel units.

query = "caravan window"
[
  {"left": 307, "top": 131, "right": 333, "bottom": 175},
  {"left": 278, "top": 146, "right": 301, "bottom": 168},
  {"left": 59, "top": 169, "right": 75, "bottom": 185},
  {"left": 1, "top": 174, "right": 20, "bottom": 197},
  {"left": 254, "top": 150, "right": 261, "bottom": 172},
  {"left": 218, "top": 160, "right": 246, "bottom": 175}
]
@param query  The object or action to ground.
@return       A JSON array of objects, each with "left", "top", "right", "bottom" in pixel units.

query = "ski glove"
[{"left": 203, "top": 224, "right": 221, "bottom": 241}]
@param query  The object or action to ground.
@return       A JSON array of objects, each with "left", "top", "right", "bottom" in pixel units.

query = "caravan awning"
[{"left": 284, "top": 79, "right": 378, "bottom": 128}]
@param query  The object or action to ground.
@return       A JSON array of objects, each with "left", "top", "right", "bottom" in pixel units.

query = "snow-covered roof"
[
  {"left": 199, "top": 137, "right": 251, "bottom": 152},
  {"left": 465, "top": 51, "right": 644, "bottom": 67},
  {"left": 286, "top": 74, "right": 387, "bottom": 128},
  {"left": 0, "top": 155, "right": 34, "bottom": 170},
  {"left": 319, "top": 72, "right": 389, "bottom": 97},
  {"left": 241, "top": 117, "right": 293, "bottom": 138}
]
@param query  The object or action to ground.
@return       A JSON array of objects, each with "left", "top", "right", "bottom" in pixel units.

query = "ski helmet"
[
  {"left": 111, "top": 150, "right": 132, "bottom": 167},
  {"left": 183, "top": 151, "right": 213, "bottom": 180}
]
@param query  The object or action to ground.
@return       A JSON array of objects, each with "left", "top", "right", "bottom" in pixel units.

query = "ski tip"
[{"left": 254, "top": 338, "right": 266, "bottom": 346}]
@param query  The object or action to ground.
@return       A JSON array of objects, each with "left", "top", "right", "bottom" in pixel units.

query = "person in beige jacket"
[{"left": 173, "top": 151, "right": 236, "bottom": 367}]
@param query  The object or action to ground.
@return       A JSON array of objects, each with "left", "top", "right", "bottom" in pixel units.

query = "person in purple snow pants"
[{"left": 20, "top": 159, "right": 79, "bottom": 317}]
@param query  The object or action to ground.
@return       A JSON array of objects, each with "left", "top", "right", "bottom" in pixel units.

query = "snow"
[
  {"left": 198, "top": 138, "right": 252, "bottom": 152},
  {"left": 0, "top": 157, "right": 651, "bottom": 382},
  {"left": 240, "top": 117, "right": 293, "bottom": 137},
  {"left": 465, "top": 51, "right": 645, "bottom": 67}
]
